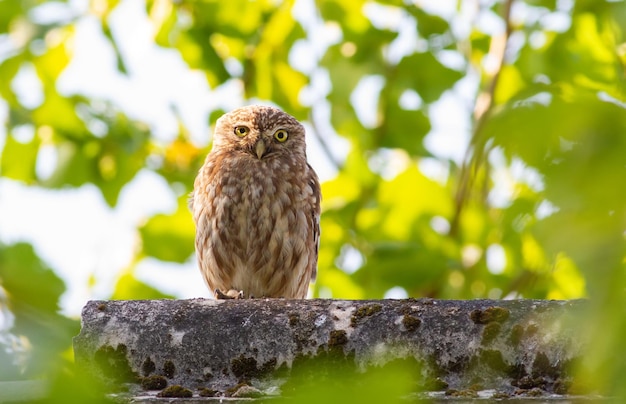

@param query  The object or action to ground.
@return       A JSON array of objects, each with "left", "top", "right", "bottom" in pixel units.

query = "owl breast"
[{"left": 194, "top": 151, "right": 315, "bottom": 298}]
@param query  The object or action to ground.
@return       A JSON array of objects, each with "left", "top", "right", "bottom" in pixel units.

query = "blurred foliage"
[{"left": 0, "top": 0, "right": 625, "bottom": 400}]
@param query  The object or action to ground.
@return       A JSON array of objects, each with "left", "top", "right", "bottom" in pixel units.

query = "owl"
[{"left": 190, "top": 105, "right": 321, "bottom": 299}]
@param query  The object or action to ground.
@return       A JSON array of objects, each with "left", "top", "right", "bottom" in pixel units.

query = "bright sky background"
[{"left": 0, "top": 0, "right": 487, "bottom": 316}]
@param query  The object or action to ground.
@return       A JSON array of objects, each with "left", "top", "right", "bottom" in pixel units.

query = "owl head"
[{"left": 211, "top": 105, "right": 307, "bottom": 160}]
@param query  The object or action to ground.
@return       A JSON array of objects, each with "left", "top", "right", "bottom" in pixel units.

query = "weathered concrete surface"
[{"left": 73, "top": 299, "right": 587, "bottom": 400}]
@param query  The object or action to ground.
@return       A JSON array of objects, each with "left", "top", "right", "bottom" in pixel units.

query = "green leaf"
[
  {"left": 140, "top": 196, "right": 195, "bottom": 263},
  {"left": 42, "top": 105, "right": 151, "bottom": 206},
  {"left": 315, "top": 267, "right": 365, "bottom": 299},
  {"left": 317, "top": 0, "right": 369, "bottom": 33},
  {"left": 396, "top": 51, "right": 463, "bottom": 103},
  {"left": 0, "top": 55, "right": 24, "bottom": 105},
  {"left": 381, "top": 108, "right": 431, "bottom": 156},
  {"left": 374, "top": 164, "right": 452, "bottom": 240},
  {"left": 0, "top": 0, "right": 23, "bottom": 34},
  {"left": 354, "top": 241, "right": 448, "bottom": 297},
  {"left": 33, "top": 28, "right": 73, "bottom": 81},
  {"left": 516, "top": 12, "right": 624, "bottom": 95},
  {"left": 111, "top": 272, "right": 175, "bottom": 300},
  {"left": 524, "top": 0, "right": 557, "bottom": 8},
  {"left": 409, "top": 7, "right": 450, "bottom": 38},
  {"left": 0, "top": 242, "right": 78, "bottom": 377},
  {"left": 184, "top": 27, "right": 231, "bottom": 87},
  {"left": 96, "top": 123, "right": 151, "bottom": 206},
  {"left": 0, "top": 243, "right": 65, "bottom": 313},
  {"left": 31, "top": 92, "right": 87, "bottom": 136},
  {"left": 0, "top": 131, "right": 40, "bottom": 183},
  {"left": 150, "top": 0, "right": 178, "bottom": 47},
  {"left": 494, "top": 65, "right": 526, "bottom": 105},
  {"left": 488, "top": 89, "right": 626, "bottom": 304}
]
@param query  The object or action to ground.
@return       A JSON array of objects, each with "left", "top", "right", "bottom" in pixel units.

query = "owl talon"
[{"left": 215, "top": 289, "right": 245, "bottom": 299}]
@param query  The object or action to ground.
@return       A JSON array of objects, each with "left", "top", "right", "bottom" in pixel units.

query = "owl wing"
[
  {"left": 307, "top": 163, "right": 321, "bottom": 281},
  {"left": 187, "top": 191, "right": 195, "bottom": 211}
]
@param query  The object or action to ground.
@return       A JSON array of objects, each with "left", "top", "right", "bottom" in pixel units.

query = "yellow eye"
[
  {"left": 234, "top": 126, "right": 249, "bottom": 137},
  {"left": 274, "top": 129, "right": 288, "bottom": 142}
]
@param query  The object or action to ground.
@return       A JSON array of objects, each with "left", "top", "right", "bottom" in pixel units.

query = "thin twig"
[
  {"left": 307, "top": 109, "right": 343, "bottom": 171},
  {"left": 450, "top": 0, "right": 515, "bottom": 237}
]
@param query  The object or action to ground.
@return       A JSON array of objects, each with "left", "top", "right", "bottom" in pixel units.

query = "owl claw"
[{"left": 215, "top": 289, "right": 245, "bottom": 299}]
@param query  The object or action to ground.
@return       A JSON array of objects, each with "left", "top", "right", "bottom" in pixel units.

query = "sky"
[{"left": 0, "top": 0, "right": 482, "bottom": 316}]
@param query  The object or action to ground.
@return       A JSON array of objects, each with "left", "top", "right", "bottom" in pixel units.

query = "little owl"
[{"left": 190, "top": 105, "right": 321, "bottom": 299}]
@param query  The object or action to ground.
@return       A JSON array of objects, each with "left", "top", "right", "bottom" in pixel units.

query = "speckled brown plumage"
[{"left": 190, "top": 105, "right": 321, "bottom": 299}]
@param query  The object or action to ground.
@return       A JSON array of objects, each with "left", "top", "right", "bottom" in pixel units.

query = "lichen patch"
[
  {"left": 329, "top": 302, "right": 356, "bottom": 336},
  {"left": 169, "top": 329, "right": 186, "bottom": 347}
]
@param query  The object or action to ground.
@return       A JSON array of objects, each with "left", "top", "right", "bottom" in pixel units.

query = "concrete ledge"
[{"left": 73, "top": 298, "right": 587, "bottom": 400}]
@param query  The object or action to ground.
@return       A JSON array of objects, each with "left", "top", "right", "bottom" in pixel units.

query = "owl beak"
[{"left": 254, "top": 139, "right": 267, "bottom": 159}]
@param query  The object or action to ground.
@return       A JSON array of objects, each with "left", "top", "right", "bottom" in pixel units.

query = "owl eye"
[
  {"left": 274, "top": 129, "right": 288, "bottom": 142},
  {"left": 234, "top": 126, "right": 249, "bottom": 137}
]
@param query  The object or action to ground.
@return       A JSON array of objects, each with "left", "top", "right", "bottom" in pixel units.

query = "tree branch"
[
  {"left": 307, "top": 109, "right": 343, "bottom": 171},
  {"left": 450, "top": 0, "right": 515, "bottom": 237}
]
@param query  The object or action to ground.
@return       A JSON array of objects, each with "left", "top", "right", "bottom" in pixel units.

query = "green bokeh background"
[{"left": 0, "top": 0, "right": 625, "bottom": 400}]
